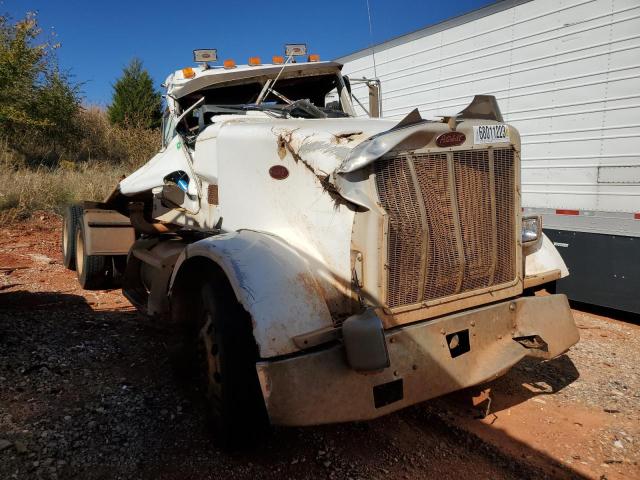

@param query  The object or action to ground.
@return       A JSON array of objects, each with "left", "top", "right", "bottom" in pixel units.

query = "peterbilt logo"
[
  {"left": 435, "top": 131, "right": 466, "bottom": 147},
  {"left": 269, "top": 165, "right": 289, "bottom": 180}
]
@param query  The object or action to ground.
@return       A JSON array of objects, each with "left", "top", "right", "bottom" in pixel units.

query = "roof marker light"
[
  {"left": 248, "top": 56, "right": 261, "bottom": 66},
  {"left": 272, "top": 55, "right": 285, "bottom": 64},
  {"left": 308, "top": 53, "right": 320, "bottom": 62},
  {"left": 223, "top": 59, "right": 236, "bottom": 69},
  {"left": 193, "top": 49, "right": 217, "bottom": 63},
  {"left": 285, "top": 44, "right": 307, "bottom": 56},
  {"left": 181, "top": 67, "right": 195, "bottom": 79}
]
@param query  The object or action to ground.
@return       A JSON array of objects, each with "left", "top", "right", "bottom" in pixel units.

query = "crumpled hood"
[
  {"left": 245, "top": 117, "right": 398, "bottom": 176},
  {"left": 254, "top": 114, "right": 448, "bottom": 209}
]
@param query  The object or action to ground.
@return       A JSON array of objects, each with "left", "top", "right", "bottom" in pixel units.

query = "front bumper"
[{"left": 256, "top": 294, "right": 579, "bottom": 426}]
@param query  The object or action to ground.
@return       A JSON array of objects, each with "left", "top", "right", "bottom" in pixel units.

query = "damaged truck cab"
[{"left": 62, "top": 51, "right": 578, "bottom": 444}]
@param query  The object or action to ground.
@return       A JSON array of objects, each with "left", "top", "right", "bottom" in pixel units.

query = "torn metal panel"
[{"left": 336, "top": 120, "right": 438, "bottom": 174}]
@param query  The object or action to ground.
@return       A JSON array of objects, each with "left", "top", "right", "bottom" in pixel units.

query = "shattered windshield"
[{"left": 179, "top": 72, "right": 351, "bottom": 123}]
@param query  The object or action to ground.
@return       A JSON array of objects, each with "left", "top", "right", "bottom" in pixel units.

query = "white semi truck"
[
  {"left": 61, "top": 48, "right": 578, "bottom": 446},
  {"left": 336, "top": 0, "right": 640, "bottom": 314}
]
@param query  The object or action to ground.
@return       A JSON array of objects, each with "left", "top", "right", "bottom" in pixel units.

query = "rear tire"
[
  {"left": 75, "top": 218, "right": 110, "bottom": 290},
  {"left": 62, "top": 204, "right": 82, "bottom": 270},
  {"left": 194, "top": 280, "right": 269, "bottom": 448}
]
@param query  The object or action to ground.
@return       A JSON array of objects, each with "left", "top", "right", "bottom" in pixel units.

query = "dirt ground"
[{"left": 1, "top": 213, "right": 638, "bottom": 480}]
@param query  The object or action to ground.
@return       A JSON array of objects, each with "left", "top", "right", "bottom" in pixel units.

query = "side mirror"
[{"left": 161, "top": 171, "right": 189, "bottom": 207}]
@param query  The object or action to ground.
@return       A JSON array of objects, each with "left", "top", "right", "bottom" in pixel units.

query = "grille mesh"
[
  {"left": 375, "top": 156, "right": 423, "bottom": 307},
  {"left": 374, "top": 148, "right": 516, "bottom": 309},
  {"left": 493, "top": 149, "right": 516, "bottom": 285}
]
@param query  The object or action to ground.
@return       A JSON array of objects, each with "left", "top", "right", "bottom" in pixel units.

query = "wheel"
[
  {"left": 194, "top": 280, "right": 269, "bottom": 448},
  {"left": 61, "top": 204, "right": 83, "bottom": 270},
  {"left": 75, "top": 219, "right": 110, "bottom": 290}
]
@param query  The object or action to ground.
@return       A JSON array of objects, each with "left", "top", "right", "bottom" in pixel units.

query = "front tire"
[{"left": 195, "top": 280, "right": 269, "bottom": 448}]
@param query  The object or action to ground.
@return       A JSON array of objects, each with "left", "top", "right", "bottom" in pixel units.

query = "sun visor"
[{"left": 457, "top": 95, "right": 504, "bottom": 122}]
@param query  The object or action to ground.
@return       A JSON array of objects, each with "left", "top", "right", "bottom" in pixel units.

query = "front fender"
[
  {"left": 524, "top": 233, "right": 569, "bottom": 289},
  {"left": 169, "top": 230, "right": 334, "bottom": 358}
]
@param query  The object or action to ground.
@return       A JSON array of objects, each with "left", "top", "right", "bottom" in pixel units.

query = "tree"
[
  {"left": 0, "top": 11, "right": 81, "bottom": 163},
  {"left": 108, "top": 58, "right": 161, "bottom": 129}
]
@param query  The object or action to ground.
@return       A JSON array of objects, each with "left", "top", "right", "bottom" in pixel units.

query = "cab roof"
[{"left": 166, "top": 61, "right": 343, "bottom": 99}]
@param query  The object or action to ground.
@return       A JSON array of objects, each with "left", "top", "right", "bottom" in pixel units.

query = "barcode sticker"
[{"left": 473, "top": 124, "right": 510, "bottom": 144}]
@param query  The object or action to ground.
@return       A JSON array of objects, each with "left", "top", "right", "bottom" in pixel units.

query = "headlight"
[{"left": 522, "top": 215, "right": 541, "bottom": 243}]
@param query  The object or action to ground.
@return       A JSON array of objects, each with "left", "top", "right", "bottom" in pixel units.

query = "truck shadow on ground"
[
  {"left": 445, "top": 354, "right": 581, "bottom": 415},
  {"left": 0, "top": 289, "right": 587, "bottom": 480}
]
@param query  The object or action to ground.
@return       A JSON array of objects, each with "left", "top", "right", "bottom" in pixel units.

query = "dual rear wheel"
[{"left": 61, "top": 204, "right": 112, "bottom": 289}]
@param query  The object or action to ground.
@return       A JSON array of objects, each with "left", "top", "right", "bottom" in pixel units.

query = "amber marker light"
[
  {"left": 181, "top": 67, "right": 196, "bottom": 79},
  {"left": 248, "top": 56, "right": 261, "bottom": 66},
  {"left": 272, "top": 55, "right": 285, "bottom": 64},
  {"left": 223, "top": 59, "right": 236, "bottom": 69},
  {"left": 308, "top": 54, "right": 320, "bottom": 62}
]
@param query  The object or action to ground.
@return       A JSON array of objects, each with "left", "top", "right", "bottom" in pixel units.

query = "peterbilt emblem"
[
  {"left": 269, "top": 165, "right": 289, "bottom": 180},
  {"left": 436, "top": 131, "right": 466, "bottom": 147}
]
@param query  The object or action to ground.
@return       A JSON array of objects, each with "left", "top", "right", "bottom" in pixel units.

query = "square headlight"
[{"left": 522, "top": 215, "right": 541, "bottom": 243}]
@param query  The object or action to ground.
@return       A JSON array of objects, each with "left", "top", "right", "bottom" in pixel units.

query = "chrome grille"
[{"left": 374, "top": 148, "right": 516, "bottom": 309}]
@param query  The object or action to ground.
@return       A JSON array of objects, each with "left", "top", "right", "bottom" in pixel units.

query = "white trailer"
[{"left": 337, "top": 0, "right": 640, "bottom": 314}]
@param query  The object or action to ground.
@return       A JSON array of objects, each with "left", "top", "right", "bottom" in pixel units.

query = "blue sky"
[{"left": 5, "top": 0, "right": 495, "bottom": 105}]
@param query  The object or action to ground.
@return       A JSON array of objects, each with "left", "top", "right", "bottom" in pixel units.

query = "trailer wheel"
[
  {"left": 195, "top": 280, "right": 269, "bottom": 448},
  {"left": 62, "top": 204, "right": 82, "bottom": 270},
  {"left": 75, "top": 219, "right": 110, "bottom": 290}
]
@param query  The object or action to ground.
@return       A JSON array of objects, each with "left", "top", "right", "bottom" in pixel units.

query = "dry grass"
[
  {"left": 0, "top": 108, "right": 160, "bottom": 223},
  {"left": 72, "top": 107, "right": 160, "bottom": 169},
  {"left": 0, "top": 162, "right": 131, "bottom": 224}
]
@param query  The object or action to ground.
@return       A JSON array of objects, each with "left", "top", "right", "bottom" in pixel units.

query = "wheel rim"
[
  {"left": 198, "top": 312, "right": 222, "bottom": 405},
  {"left": 75, "top": 228, "right": 84, "bottom": 276}
]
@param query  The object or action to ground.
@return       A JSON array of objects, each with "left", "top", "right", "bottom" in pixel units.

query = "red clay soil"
[{"left": 1, "top": 213, "right": 638, "bottom": 480}]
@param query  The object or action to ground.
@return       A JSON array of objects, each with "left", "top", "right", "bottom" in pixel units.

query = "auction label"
[{"left": 473, "top": 124, "right": 510, "bottom": 144}]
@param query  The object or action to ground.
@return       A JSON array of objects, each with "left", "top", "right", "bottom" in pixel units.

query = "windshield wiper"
[{"left": 285, "top": 99, "right": 327, "bottom": 119}]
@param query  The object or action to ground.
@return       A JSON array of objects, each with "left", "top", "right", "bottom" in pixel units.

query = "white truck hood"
[{"left": 119, "top": 116, "right": 398, "bottom": 197}]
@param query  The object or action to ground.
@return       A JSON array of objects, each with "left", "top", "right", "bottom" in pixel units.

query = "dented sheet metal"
[
  {"left": 170, "top": 230, "right": 336, "bottom": 358},
  {"left": 525, "top": 233, "right": 569, "bottom": 279},
  {"left": 268, "top": 120, "right": 389, "bottom": 177},
  {"left": 257, "top": 294, "right": 578, "bottom": 426},
  {"left": 336, "top": 118, "right": 438, "bottom": 174}
]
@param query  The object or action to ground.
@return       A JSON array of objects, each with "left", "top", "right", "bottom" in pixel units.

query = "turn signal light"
[
  {"left": 223, "top": 59, "right": 236, "bottom": 69},
  {"left": 248, "top": 56, "right": 261, "bottom": 66},
  {"left": 308, "top": 53, "right": 320, "bottom": 62},
  {"left": 272, "top": 55, "right": 285, "bottom": 64},
  {"left": 182, "top": 67, "right": 195, "bottom": 79}
]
